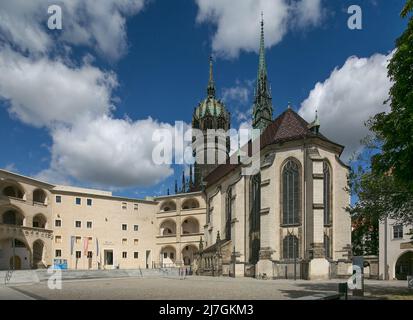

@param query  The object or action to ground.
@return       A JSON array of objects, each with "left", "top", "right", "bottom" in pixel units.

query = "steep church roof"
[{"left": 203, "top": 108, "right": 344, "bottom": 186}]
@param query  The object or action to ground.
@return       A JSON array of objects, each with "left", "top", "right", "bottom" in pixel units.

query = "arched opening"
[
  {"left": 182, "top": 198, "right": 200, "bottom": 210},
  {"left": 32, "top": 213, "right": 47, "bottom": 229},
  {"left": 395, "top": 251, "right": 413, "bottom": 280},
  {"left": 282, "top": 159, "right": 301, "bottom": 226},
  {"left": 1, "top": 209, "right": 24, "bottom": 226},
  {"left": 160, "top": 201, "right": 176, "bottom": 212},
  {"left": 182, "top": 245, "right": 198, "bottom": 266},
  {"left": 32, "top": 239, "right": 46, "bottom": 269},
  {"left": 159, "top": 219, "right": 177, "bottom": 236},
  {"left": 33, "top": 189, "right": 47, "bottom": 205},
  {"left": 181, "top": 217, "right": 199, "bottom": 235},
  {"left": 160, "top": 246, "right": 176, "bottom": 267},
  {"left": 2, "top": 184, "right": 24, "bottom": 199},
  {"left": 0, "top": 238, "right": 31, "bottom": 270}
]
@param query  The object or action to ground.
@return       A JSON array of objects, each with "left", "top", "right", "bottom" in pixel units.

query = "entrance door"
[
  {"left": 146, "top": 250, "right": 151, "bottom": 269},
  {"left": 104, "top": 250, "right": 113, "bottom": 267},
  {"left": 9, "top": 256, "right": 21, "bottom": 270},
  {"left": 395, "top": 251, "right": 413, "bottom": 280}
]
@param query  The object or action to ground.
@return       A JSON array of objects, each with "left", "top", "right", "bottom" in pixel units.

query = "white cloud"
[
  {"left": 36, "top": 116, "right": 175, "bottom": 188},
  {"left": 195, "top": 0, "right": 322, "bottom": 58},
  {"left": 0, "top": 1, "right": 183, "bottom": 190},
  {"left": 299, "top": 52, "right": 393, "bottom": 161},
  {"left": 222, "top": 81, "right": 251, "bottom": 105},
  {"left": 0, "top": 0, "right": 146, "bottom": 60},
  {"left": 291, "top": 0, "right": 323, "bottom": 27},
  {"left": 0, "top": 47, "right": 117, "bottom": 128},
  {"left": 0, "top": 48, "right": 186, "bottom": 188}
]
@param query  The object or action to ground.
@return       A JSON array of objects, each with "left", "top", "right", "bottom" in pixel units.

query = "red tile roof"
[{"left": 203, "top": 108, "right": 344, "bottom": 186}]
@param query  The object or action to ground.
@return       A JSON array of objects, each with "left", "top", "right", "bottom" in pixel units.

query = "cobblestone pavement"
[{"left": 2, "top": 277, "right": 411, "bottom": 300}]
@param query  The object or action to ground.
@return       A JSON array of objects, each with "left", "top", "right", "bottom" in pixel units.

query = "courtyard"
[{"left": 1, "top": 275, "right": 411, "bottom": 300}]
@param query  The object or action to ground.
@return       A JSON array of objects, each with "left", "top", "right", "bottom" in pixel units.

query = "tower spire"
[
  {"left": 258, "top": 12, "right": 267, "bottom": 80},
  {"left": 252, "top": 12, "right": 273, "bottom": 132},
  {"left": 207, "top": 56, "right": 216, "bottom": 98}
]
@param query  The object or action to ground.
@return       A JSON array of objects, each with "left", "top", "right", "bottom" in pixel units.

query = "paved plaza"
[{"left": 1, "top": 276, "right": 412, "bottom": 300}]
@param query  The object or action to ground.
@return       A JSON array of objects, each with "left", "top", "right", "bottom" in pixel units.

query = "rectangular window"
[
  {"left": 122, "top": 238, "right": 127, "bottom": 245},
  {"left": 75, "top": 221, "right": 81, "bottom": 228},
  {"left": 163, "top": 252, "right": 167, "bottom": 259},
  {"left": 87, "top": 251, "right": 93, "bottom": 259},
  {"left": 122, "top": 202, "right": 127, "bottom": 210},
  {"left": 76, "top": 198, "right": 81, "bottom": 205},
  {"left": 55, "top": 249, "right": 62, "bottom": 257},
  {"left": 55, "top": 219, "right": 62, "bottom": 227},
  {"left": 122, "top": 252, "right": 127, "bottom": 259},
  {"left": 134, "top": 252, "right": 139, "bottom": 259},
  {"left": 55, "top": 236, "right": 62, "bottom": 244},
  {"left": 88, "top": 237, "right": 92, "bottom": 245},
  {"left": 56, "top": 196, "right": 62, "bottom": 203},
  {"left": 134, "top": 225, "right": 139, "bottom": 232},
  {"left": 122, "top": 224, "right": 127, "bottom": 231},
  {"left": 393, "top": 225, "right": 404, "bottom": 239},
  {"left": 87, "top": 199, "right": 92, "bottom": 206},
  {"left": 134, "top": 239, "right": 139, "bottom": 246},
  {"left": 75, "top": 251, "right": 81, "bottom": 259},
  {"left": 87, "top": 221, "right": 92, "bottom": 229},
  {"left": 134, "top": 204, "right": 138, "bottom": 211},
  {"left": 76, "top": 236, "right": 81, "bottom": 244}
]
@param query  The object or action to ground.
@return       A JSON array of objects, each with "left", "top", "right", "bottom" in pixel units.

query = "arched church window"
[
  {"left": 204, "top": 118, "right": 213, "bottom": 130},
  {"left": 323, "top": 161, "right": 332, "bottom": 226},
  {"left": 249, "top": 173, "right": 261, "bottom": 264},
  {"left": 283, "top": 234, "right": 299, "bottom": 260},
  {"left": 282, "top": 160, "right": 300, "bottom": 225}
]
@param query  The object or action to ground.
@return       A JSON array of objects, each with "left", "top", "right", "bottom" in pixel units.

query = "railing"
[{"left": 0, "top": 224, "right": 53, "bottom": 239}]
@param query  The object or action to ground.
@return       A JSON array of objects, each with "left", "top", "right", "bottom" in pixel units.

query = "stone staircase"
[{"left": 1, "top": 267, "right": 187, "bottom": 285}]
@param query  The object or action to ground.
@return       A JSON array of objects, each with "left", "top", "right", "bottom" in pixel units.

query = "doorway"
[
  {"left": 104, "top": 250, "right": 113, "bottom": 267},
  {"left": 146, "top": 250, "right": 151, "bottom": 269},
  {"left": 395, "top": 251, "right": 413, "bottom": 280},
  {"left": 9, "top": 256, "right": 21, "bottom": 270}
]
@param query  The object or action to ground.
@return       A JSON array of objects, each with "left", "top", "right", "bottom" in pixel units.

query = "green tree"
[{"left": 369, "top": 0, "right": 413, "bottom": 192}]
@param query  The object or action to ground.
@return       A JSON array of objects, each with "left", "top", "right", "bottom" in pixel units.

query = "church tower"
[
  {"left": 192, "top": 57, "right": 231, "bottom": 189},
  {"left": 252, "top": 14, "right": 273, "bottom": 131}
]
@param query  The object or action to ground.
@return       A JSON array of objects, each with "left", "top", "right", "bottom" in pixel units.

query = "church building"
[
  {"left": 0, "top": 18, "right": 352, "bottom": 280},
  {"left": 192, "top": 17, "right": 352, "bottom": 280}
]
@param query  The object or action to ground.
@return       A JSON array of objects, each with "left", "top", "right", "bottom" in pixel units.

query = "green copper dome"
[
  {"left": 194, "top": 96, "right": 228, "bottom": 120},
  {"left": 192, "top": 57, "right": 230, "bottom": 127}
]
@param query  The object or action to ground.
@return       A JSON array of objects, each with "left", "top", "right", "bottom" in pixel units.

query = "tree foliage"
[
  {"left": 369, "top": 1, "right": 413, "bottom": 192},
  {"left": 348, "top": 1, "right": 413, "bottom": 253}
]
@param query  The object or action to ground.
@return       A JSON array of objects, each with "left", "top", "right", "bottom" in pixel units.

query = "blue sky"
[{"left": 0, "top": 0, "right": 408, "bottom": 198}]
